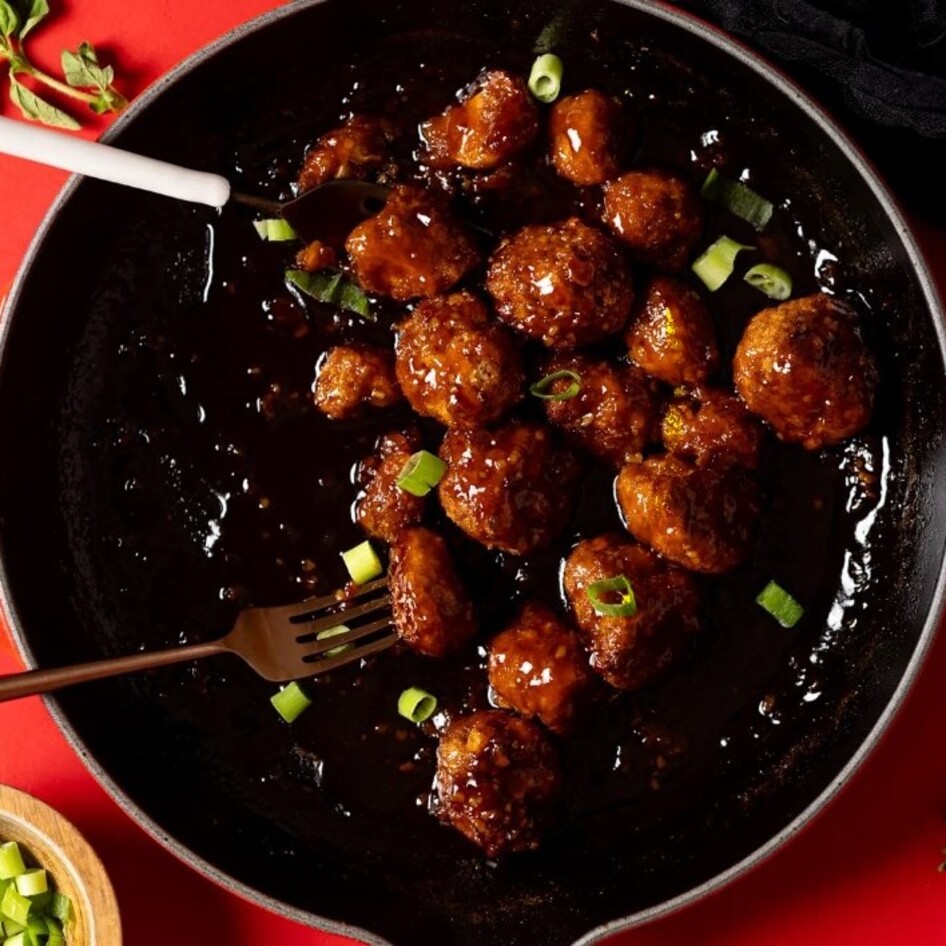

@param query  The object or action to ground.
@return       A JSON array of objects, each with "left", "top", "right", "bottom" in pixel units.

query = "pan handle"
[
  {"left": 0, "top": 115, "right": 231, "bottom": 208},
  {"left": 0, "top": 640, "right": 228, "bottom": 703}
]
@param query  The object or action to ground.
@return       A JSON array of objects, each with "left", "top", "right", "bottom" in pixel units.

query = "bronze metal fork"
[{"left": 0, "top": 577, "right": 394, "bottom": 703}]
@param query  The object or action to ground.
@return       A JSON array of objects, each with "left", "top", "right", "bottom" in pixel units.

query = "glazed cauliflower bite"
[
  {"left": 486, "top": 217, "right": 634, "bottom": 349},
  {"left": 616, "top": 454, "right": 762, "bottom": 574},
  {"left": 313, "top": 344, "right": 402, "bottom": 420},
  {"left": 420, "top": 70, "right": 540, "bottom": 170},
  {"left": 733, "top": 293, "right": 877, "bottom": 450},
  {"left": 435, "top": 710, "right": 561, "bottom": 857},
  {"left": 626, "top": 276, "right": 720, "bottom": 385},
  {"left": 297, "top": 114, "right": 393, "bottom": 193},
  {"left": 540, "top": 352, "right": 659, "bottom": 466},
  {"left": 662, "top": 385, "right": 764, "bottom": 470},
  {"left": 602, "top": 169, "right": 702, "bottom": 271},
  {"left": 354, "top": 430, "right": 426, "bottom": 544},
  {"left": 487, "top": 601, "right": 594, "bottom": 734},
  {"left": 389, "top": 527, "right": 477, "bottom": 657},
  {"left": 563, "top": 534, "right": 700, "bottom": 691},
  {"left": 548, "top": 89, "right": 624, "bottom": 186},
  {"left": 395, "top": 292, "right": 524, "bottom": 429},
  {"left": 437, "top": 421, "right": 580, "bottom": 555},
  {"left": 345, "top": 184, "right": 481, "bottom": 301}
]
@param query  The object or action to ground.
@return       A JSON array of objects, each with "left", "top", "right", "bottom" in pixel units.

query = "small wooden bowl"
[{"left": 0, "top": 785, "right": 121, "bottom": 945}]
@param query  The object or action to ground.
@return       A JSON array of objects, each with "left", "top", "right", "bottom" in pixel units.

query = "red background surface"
[{"left": 1, "top": 2, "right": 945, "bottom": 944}]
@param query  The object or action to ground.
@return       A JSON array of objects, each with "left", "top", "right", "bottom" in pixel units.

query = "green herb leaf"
[
  {"left": 81, "top": 88, "right": 120, "bottom": 115},
  {"left": 0, "top": 0, "right": 19, "bottom": 39},
  {"left": 61, "top": 41, "right": 112, "bottom": 90},
  {"left": 17, "top": 0, "right": 47, "bottom": 38},
  {"left": 9, "top": 76, "right": 79, "bottom": 129},
  {"left": 285, "top": 268, "right": 374, "bottom": 320}
]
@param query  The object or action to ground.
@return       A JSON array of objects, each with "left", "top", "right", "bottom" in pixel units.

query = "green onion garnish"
[
  {"left": 396, "top": 450, "right": 447, "bottom": 497},
  {"left": 586, "top": 576, "right": 638, "bottom": 617},
  {"left": 744, "top": 263, "right": 793, "bottom": 301},
  {"left": 528, "top": 53, "right": 564, "bottom": 104},
  {"left": 270, "top": 681, "right": 312, "bottom": 723},
  {"left": 398, "top": 687, "right": 438, "bottom": 723},
  {"left": 316, "top": 624, "right": 352, "bottom": 658},
  {"left": 0, "top": 845, "right": 25, "bottom": 882},
  {"left": 701, "top": 168, "right": 774, "bottom": 232},
  {"left": 0, "top": 885, "right": 31, "bottom": 926},
  {"left": 341, "top": 540, "right": 383, "bottom": 585},
  {"left": 253, "top": 218, "right": 297, "bottom": 242},
  {"left": 692, "top": 235, "right": 754, "bottom": 292},
  {"left": 285, "top": 269, "right": 373, "bottom": 320},
  {"left": 27, "top": 892, "right": 51, "bottom": 912},
  {"left": 756, "top": 580, "right": 804, "bottom": 628},
  {"left": 0, "top": 848, "right": 70, "bottom": 941},
  {"left": 13, "top": 871, "right": 45, "bottom": 898},
  {"left": 529, "top": 369, "right": 581, "bottom": 401},
  {"left": 49, "top": 894, "right": 71, "bottom": 925},
  {"left": 45, "top": 917, "right": 64, "bottom": 946}
]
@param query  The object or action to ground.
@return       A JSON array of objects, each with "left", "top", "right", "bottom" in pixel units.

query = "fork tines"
[{"left": 293, "top": 576, "right": 396, "bottom": 672}]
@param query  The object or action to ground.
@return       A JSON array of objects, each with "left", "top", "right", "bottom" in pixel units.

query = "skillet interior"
[{"left": 1, "top": 1, "right": 945, "bottom": 944}]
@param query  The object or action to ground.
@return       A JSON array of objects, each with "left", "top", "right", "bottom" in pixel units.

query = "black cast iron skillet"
[{"left": 1, "top": 1, "right": 945, "bottom": 944}]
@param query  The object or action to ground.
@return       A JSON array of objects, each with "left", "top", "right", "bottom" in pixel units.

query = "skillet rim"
[{"left": 0, "top": 1, "right": 944, "bottom": 942}]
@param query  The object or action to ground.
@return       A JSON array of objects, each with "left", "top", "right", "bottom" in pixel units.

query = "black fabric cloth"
[{"left": 677, "top": 0, "right": 946, "bottom": 220}]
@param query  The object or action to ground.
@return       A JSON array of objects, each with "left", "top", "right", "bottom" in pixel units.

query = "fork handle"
[
  {"left": 0, "top": 115, "right": 232, "bottom": 207},
  {"left": 0, "top": 639, "right": 227, "bottom": 703}
]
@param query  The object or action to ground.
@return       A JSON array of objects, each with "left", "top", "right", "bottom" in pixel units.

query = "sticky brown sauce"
[{"left": 77, "top": 24, "right": 888, "bottom": 879}]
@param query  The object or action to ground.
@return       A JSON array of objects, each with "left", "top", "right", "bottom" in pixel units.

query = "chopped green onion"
[
  {"left": 49, "top": 894, "right": 71, "bottom": 925},
  {"left": 0, "top": 846, "right": 68, "bottom": 940},
  {"left": 316, "top": 624, "right": 352, "bottom": 658},
  {"left": 692, "top": 235, "right": 753, "bottom": 291},
  {"left": 756, "top": 580, "right": 804, "bottom": 628},
  {"left": 341, "top": 540, "right": 383, "bottom": 585},
  {"left": 285, "top": 269, "right": 373, "bottom": 320},
  {"left": 0, "top": 845, "right": 24, "bottom": 882},
  {"left": 396, "top": 450, "right": 447, "bottom": 497},
  {"left": 528, "top": 53, "right": 564, "bottom": 103},
  {"left": 701, "top": 168, "right": 774, "bottom": 232},
  {"left": 25, "top": 892, "right": 50, "bottom": 912},
  {"left": 529, "top": 369, "right": 581, "bottom": 401},
  {"left": 253, "top": 218, "right": 297, "bottom": 242},
  {"left": 586, "top": 576, "right": 638, "bottom": 618},
  {"left": 398, "top": 687, "right": 438, "bottom": 723},
  {"left": 744, "top": 263, "right": 793, "bottom": 301},
  {"left": 45, "top": 917, "right": 64, "bottom": 946},
  {"left": 270, "top": 681, "right": 312, "bottom": 723},
  {"left": 1, "top": 886, "right": 31, "bottom": 926},
  {"left": 13, "top": 873, "right": 45, "bottom": 899}
]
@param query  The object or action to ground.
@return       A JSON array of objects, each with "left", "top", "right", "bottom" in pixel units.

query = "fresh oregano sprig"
[{"left": 0, "top": 0, "right": 127, "bottom": 129}]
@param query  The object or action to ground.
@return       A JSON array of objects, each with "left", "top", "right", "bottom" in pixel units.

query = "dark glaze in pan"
[{"left": 1, "top": 2, "right": 945, "bottom": 944}]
